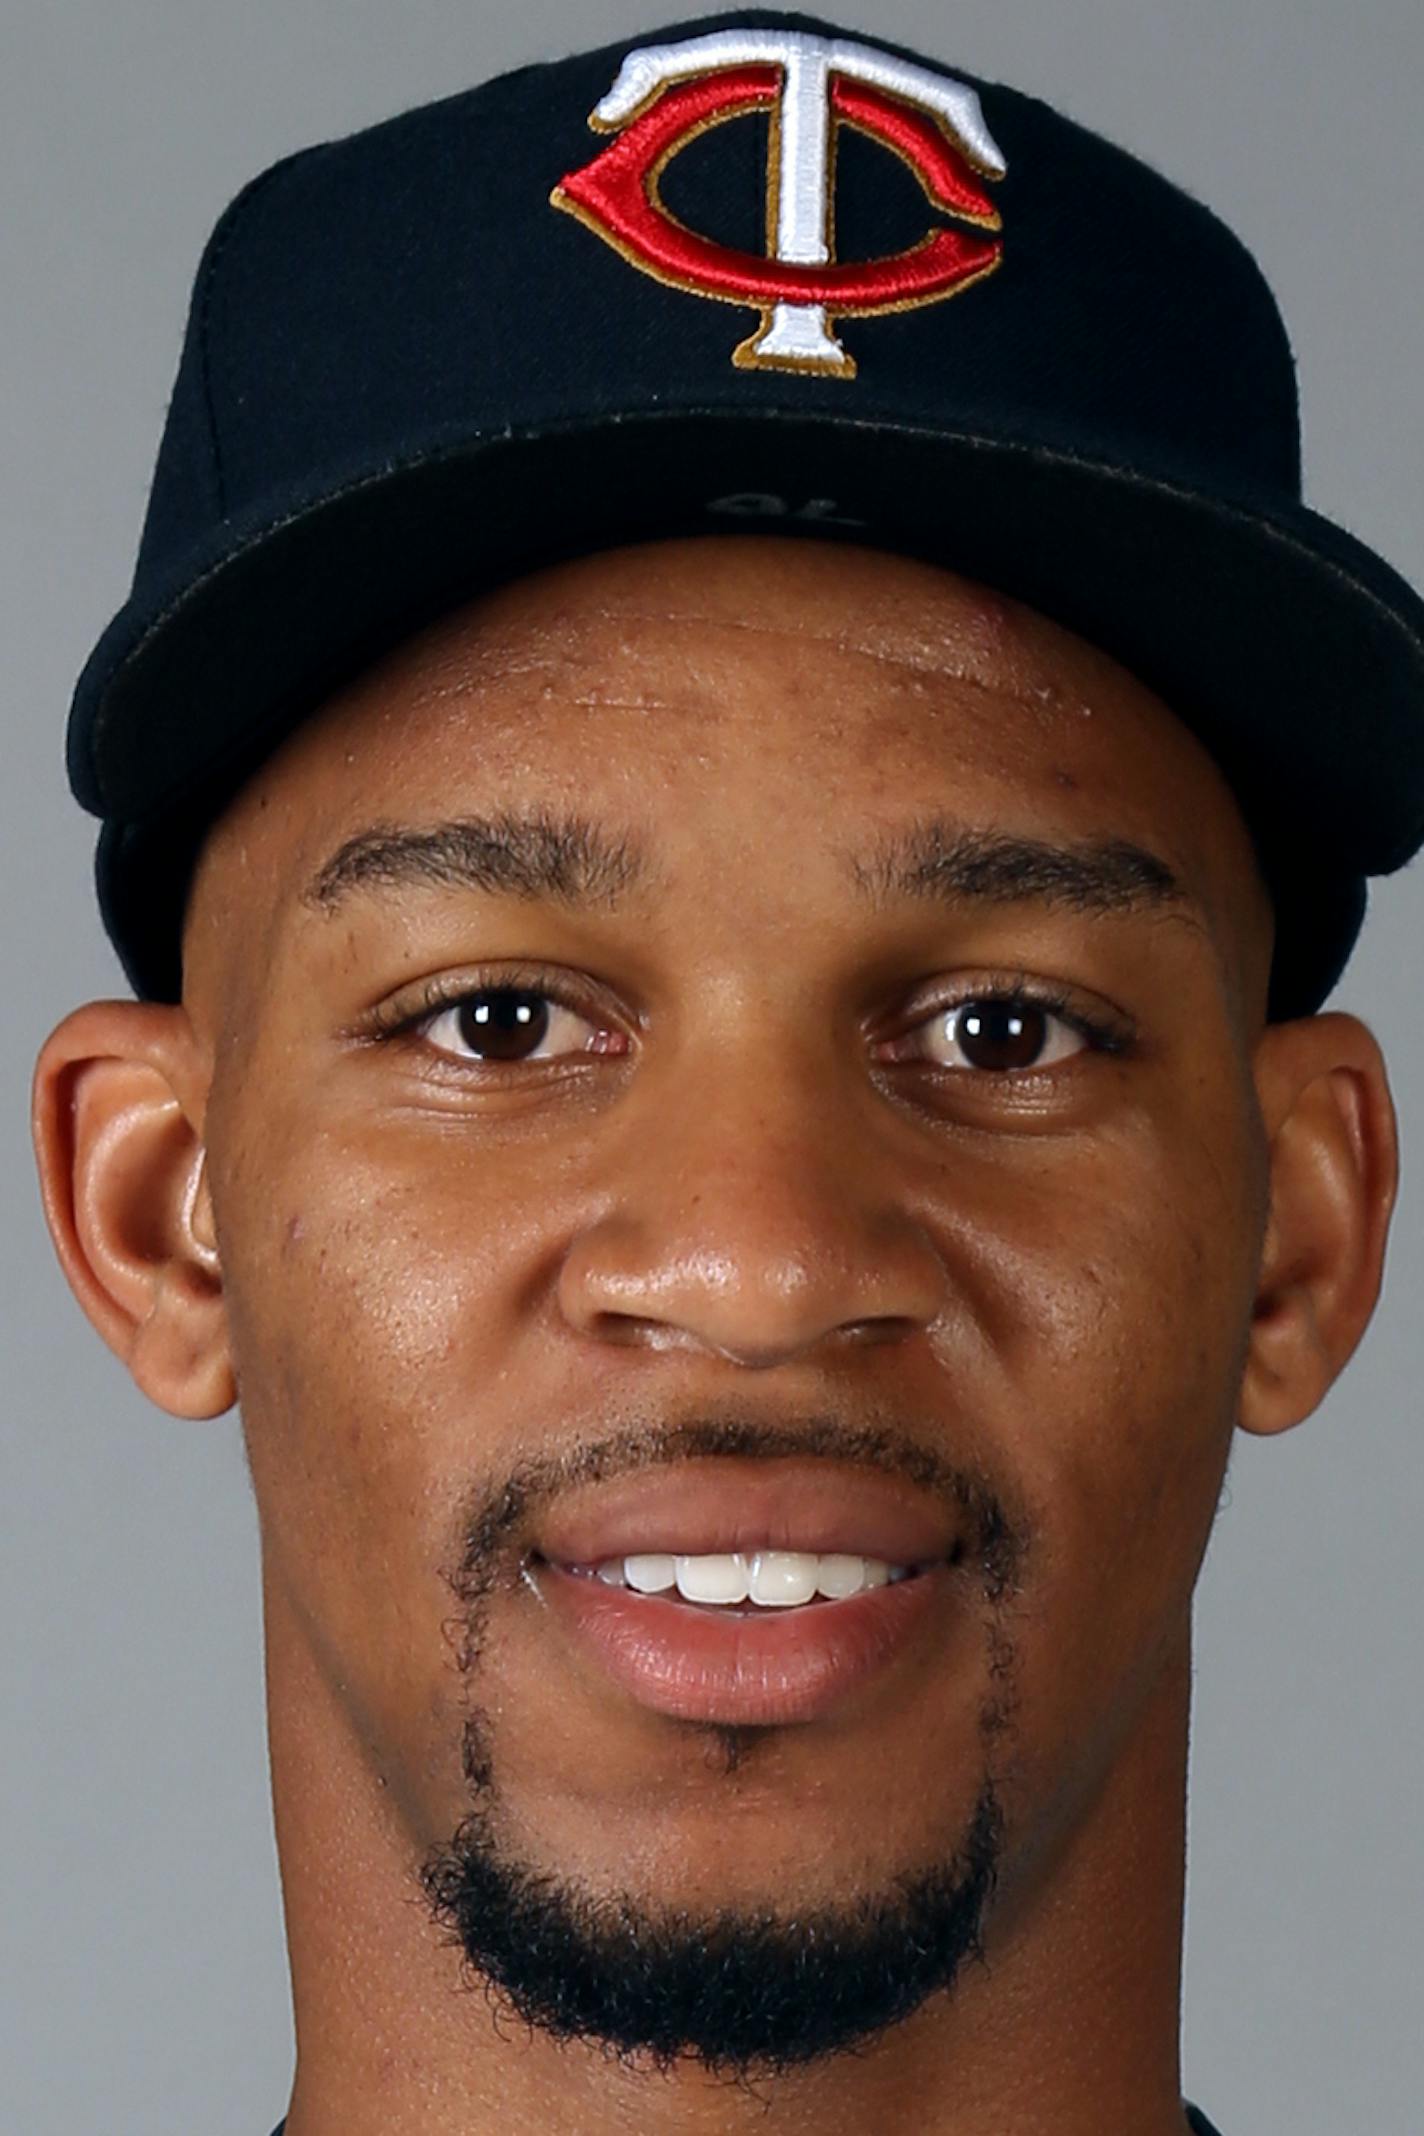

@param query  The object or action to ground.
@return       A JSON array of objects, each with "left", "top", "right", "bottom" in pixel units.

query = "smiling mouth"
[{"left": 516, "top": 1450, "right": 998, "bottom": 1722}]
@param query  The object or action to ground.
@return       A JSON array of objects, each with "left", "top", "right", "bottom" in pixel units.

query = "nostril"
[{"left": 842, "top": 1316, "right": 922, "bottom": 1346}]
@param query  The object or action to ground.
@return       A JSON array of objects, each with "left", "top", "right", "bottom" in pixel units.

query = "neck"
[{"left": 268, "top": 1578, "right": 1193, "bottom": 2136}]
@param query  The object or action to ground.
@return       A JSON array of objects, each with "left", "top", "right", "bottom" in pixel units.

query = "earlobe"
[
  {"left": 32, "top": 1001, "right": 236, "bottom": 1419},
  {"left": 1238, "top": 1013, "right": 1399, "bottom": 1438}
]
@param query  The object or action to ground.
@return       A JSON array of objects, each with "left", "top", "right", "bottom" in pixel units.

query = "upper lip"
[{"left": 533, "top": 1457, "right": 958, "bottom": 1568}]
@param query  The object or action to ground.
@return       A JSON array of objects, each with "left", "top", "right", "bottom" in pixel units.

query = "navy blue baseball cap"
[{"left": 67, "top": 9, "right": 1424, "bottom": 1011}]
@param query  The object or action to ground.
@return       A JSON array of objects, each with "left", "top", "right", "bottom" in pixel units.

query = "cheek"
[
  {"left": 943, "top": 1090, "right": 1264, "bottom": 1696},
  {"left": 215, "top": 1117, "right": 530, "bottom": 1821},
  {"left": 224, "top": 1099, "right": 527, "bottom": 1399}
]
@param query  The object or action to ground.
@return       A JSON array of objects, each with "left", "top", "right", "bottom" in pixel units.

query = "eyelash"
[{"left": 363, "top": 964, "right": 1131, "bottom": 1073}]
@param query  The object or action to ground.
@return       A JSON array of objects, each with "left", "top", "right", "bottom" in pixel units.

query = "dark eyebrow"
[
  {"left": 303, "top": 807, "right": 1191, "bottom": 924},
  {"left": 845, "top": 816, "right": 1192, "bottom": 918},
  {"left": 304, "top": 809, "right": 649, "bottom": 914}
]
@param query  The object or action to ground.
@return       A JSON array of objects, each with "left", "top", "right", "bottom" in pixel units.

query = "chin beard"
[{"left": 419, "top": 1725, "right": 1004, "bottom": 2084}]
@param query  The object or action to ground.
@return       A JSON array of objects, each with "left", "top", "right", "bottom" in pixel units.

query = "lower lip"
[{"left": 534, "top": 1561, "right": 950, "bottom": 1725}]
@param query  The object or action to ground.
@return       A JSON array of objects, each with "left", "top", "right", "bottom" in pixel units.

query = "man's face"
[{"left": 183, "top": 536, "right": 1274, "bottom": 2073}]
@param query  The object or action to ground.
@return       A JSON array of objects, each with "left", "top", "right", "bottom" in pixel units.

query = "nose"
[{"left": 555, "top": 1048, "right": 951, "bottom": 1367}]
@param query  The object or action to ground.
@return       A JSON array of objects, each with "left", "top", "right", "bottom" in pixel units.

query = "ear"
[
  {"left": 32, "top": 1000, "right": 235, "bottom": 1419},
  {"left": 1239, "top": 1011, "right": 1399, "bottom": 1438}
]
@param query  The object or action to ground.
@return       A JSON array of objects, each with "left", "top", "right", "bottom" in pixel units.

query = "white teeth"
[
  {"left": 592, "top": 1549, "right": 913, "bottom": 1606},
  {"left": 814, "top": 1553, "right": 868, "bottom": 1599},
  {"left": 623, "top": 1553, "right": 677, "bottom": 1594},
  {"left": 748, "top": 1550, "right": 819, "bottom": 1606},
  {"left": 674, "top": 1553, "right": 751, "bottom": 1604}
]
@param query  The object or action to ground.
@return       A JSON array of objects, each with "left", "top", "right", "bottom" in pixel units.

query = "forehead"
[{"left": 189, "top": 535, "right": 1265, "bottom": 977}]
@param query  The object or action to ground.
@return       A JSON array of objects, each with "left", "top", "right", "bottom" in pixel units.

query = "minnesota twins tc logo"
[{"left": 552, "top": 29, "right": 1008, "bottom": 378}]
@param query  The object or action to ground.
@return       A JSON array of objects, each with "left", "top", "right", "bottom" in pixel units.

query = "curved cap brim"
[{"left": 70, "top": 405, "right": 1424, "bottom": 1004}]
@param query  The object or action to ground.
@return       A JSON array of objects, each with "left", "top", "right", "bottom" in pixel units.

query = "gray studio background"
[{"left": 4, "top": 2, "right": 1421, "bottom": 2131}]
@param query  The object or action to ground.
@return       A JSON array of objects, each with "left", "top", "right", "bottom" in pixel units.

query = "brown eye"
[
  {"left": 422, "top": 987, "right": 605, "bottom": 1065},
  {"left": 917, "top": 998, "right": 1088, "bottom": 1073}
]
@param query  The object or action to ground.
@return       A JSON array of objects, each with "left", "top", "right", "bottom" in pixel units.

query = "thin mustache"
[{"left": 443, "top": 1413, "right": 1030, "bottom": 1607}]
